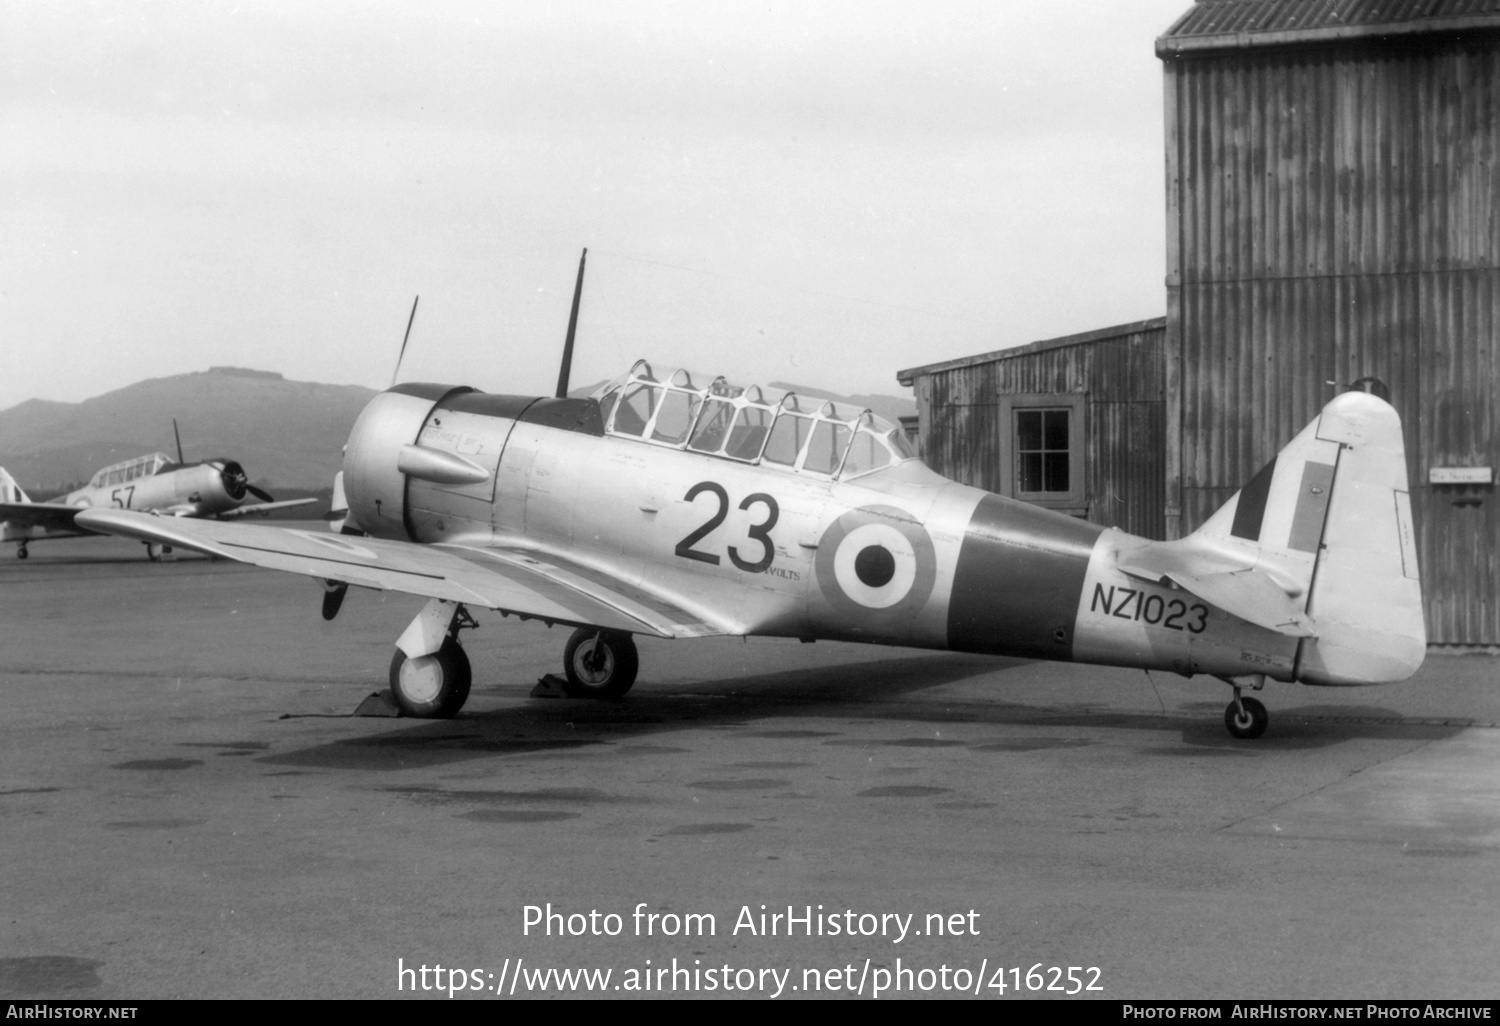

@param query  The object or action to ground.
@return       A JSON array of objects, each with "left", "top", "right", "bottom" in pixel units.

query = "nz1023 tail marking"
[
  {"left": 76, "top": 363, "right": 1423, "bottom": 740},
  {"left": 1090, "top": 584, "right": 1209, "bottom": 635}
]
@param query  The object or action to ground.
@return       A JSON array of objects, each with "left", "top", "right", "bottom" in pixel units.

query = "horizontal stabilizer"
[
  {"left": 0, "top": 500, "right": 85, "bottom": 533},
  {"left": 1117, "top": 560, "right": 1316, "bottom": 637}
]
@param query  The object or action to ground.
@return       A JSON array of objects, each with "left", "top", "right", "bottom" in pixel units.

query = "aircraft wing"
[
  {"left": 1116, "top": 556, "right": 1316, "bottom": 637},
  {"left": 215, "top": 498, "right": 321, "bottom": 520},
  {"left": 0, "top": 501, "right": 89, "bottom": 534},
  {"left": 75, "top": 508, "right": 728, "bottom": 640}
]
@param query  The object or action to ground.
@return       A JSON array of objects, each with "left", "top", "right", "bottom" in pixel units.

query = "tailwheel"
[
  {"left": 562, "top": 628, "right": 638, "bottom": 699},
  {"left": 1224, "top": 695, "right": 1269, "bottom": 740},
  {"left": 388, "top": 636, "right": 472, "bottom": 718}
]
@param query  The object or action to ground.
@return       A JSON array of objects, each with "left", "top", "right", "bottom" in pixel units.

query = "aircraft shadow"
[{"left": 255, "top": 653, "right": 1465, "bottom": 772}]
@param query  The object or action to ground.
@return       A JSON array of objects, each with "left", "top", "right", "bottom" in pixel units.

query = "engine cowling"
[
  {"left": 341, "top": 384, "right": 602, "bottom": 543},
  {"left": 342, "top": 384, "right": 475, "bottom": 540},
  {"left": 169, "top": 461, "right": 245, "bottom": 513}
]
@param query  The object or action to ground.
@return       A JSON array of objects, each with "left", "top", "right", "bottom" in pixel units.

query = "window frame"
[{"left": 998, "top": 393, "right": 1086, "bottom": 514}]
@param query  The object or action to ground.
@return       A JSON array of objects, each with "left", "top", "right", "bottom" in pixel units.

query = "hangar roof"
[
  {"left": 894, "top": 317, "right": 1165, "bottom": 387},
  {"left": 1159, "top": 0, "right": 1500, "bottom": 57}
]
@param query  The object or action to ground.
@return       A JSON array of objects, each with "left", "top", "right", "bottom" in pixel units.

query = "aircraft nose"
[{"left": 219, "top": 460, "right": 248, "bottom": 500}]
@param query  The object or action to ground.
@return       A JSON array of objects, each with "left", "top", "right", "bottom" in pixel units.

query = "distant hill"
[
  {"left": 766, "top": 382, "right": 916, "bottom": 425},
  {"left": 0, "top": 367, "right": 376, "bottom": 492},
  {"left": 2, "top": 366, "right": 917, "bottom": 493}
]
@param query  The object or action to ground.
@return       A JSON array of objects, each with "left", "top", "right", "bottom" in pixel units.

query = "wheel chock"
[
  {"left": 530, "top": 674, "right": 570, "bottom": 699},
  {"left": 353, "top": 689, "right": 402, "bottom": 717}
]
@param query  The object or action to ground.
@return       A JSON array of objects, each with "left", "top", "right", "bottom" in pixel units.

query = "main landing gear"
[
  {"left": 144, "top": 542, "right": 174, "bottom": 562},
  {"left": 562, "top": 627, "right": 639, "bottom": 700},
  {"left": 15, "top": 543, "right": 27, "bottom": 560},
  {"left": 385, "top": 600, "right": 641, "bottom": 718},
  {"left": 388, "top": 600, "right": 478, "bottom": 718},
  {"left": 390, "top": 636, "right": 473, "bottom": 718},
  {"left": 1219, "top": 675, "right": 1269, "bottom": 740}
]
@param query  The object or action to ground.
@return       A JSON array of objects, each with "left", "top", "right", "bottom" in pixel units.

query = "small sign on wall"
[{"left": 1429, "top": 467, "right": 1493, "bottom": 485}]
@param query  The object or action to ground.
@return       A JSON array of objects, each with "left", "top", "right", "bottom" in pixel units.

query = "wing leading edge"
[{"left": 74, "top": 508, "right": 727, "bottom": 640}]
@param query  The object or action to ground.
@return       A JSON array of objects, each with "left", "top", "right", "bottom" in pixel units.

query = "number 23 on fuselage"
[{"left": 78, "top": 358, "right": 1426, "bottom": 739}]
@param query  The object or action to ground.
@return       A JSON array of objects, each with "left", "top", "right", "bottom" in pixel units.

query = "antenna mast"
[
  {"left": 556, "top": 248, "right": 587, "bottom": 398},
  {"left": 392, "top": 295, "right": 420, "bottom": 386}
]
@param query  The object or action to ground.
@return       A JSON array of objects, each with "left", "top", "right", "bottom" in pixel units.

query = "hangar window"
[{"left": 999, "top": 394, "right": 1086, "bottom": 513}]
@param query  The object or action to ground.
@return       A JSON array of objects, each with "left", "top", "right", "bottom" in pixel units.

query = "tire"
[
  {"left": 16, "top": 545, "right": 27, "bottom": 560},
  {"left": 388, "top": 637, "right": 472, "bottom": 718},
  {"left": 562, "top": 628, "right": 639, "bottom": 699},
  {"left": 1224, "top": 695, "right": 1268, "bottom": 740},
  {"left": 146, "top": 543, "right": 163, "bottom": 562}
]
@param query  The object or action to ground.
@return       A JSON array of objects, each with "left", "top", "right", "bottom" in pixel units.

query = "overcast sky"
[{"left": 2, "top": 0, "right": 1192, "bottom": 412}]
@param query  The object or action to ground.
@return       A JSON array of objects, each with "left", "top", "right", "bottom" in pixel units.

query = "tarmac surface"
[{"left": 1, "top": 527, "right": 1497, "bottom": 1000}]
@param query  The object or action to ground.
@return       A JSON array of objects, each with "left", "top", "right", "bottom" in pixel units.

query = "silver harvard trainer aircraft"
[
  {"left": 75, "top": 347, "right": 1424, "bottom": 739},
  {"left": 1, "top": 427, "right": 315, "bottom": 560}
]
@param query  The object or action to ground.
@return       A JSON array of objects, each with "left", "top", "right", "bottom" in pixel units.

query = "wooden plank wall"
[{"left": 914, "top": 323, "right": 1167, "bottom": 539}]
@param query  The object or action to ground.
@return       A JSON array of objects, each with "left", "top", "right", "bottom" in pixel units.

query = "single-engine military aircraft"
[
  {"left": 74, "top": 352, "right": 1425, "bottom": 739},
  {"left": 1, "top": 425, "right": 315, "bottom": 560}
]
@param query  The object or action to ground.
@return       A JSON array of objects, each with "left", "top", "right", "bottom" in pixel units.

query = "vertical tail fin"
[
  {"left": 1190, "top": 392, "right": 1424, "bottom": 684},
  {"left": 0, "top": 468, "right": 31, "bottom": 504}
]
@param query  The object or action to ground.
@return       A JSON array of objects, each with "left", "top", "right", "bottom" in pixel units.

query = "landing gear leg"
[
  {"left": 1220, "top": 675, "right": 1269, "bottom": 740},
  {"left": 387, "top": 599, "right": 477, "bottom": 718}
]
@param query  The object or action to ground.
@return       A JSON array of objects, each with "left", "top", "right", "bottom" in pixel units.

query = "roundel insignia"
[{"left": 815, "top": 505, "right": 936, "bottom": 618}]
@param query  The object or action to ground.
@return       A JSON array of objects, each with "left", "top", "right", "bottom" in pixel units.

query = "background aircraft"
[
  {"left": 76, "top": 353, "right": 1425, "bottom": 740},
  {"left": 2, "top": 424, "right": 316, "bottom": 559}
]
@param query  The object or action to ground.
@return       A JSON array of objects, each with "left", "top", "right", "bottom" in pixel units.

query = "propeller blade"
[
  {"left": 246, "top": 484, "right": 275, "bottom": 503},
  {"left": 218, "top": 461, "right": 248, "bottom": 501},
  {"left": 321, "top": 581, "right": 349, "bottom": 621}
]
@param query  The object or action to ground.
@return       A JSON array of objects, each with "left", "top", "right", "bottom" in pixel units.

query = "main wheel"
[
  {"left": 388, "top": 637, "right": 472, "bottom": 718},
  {"left": 146, "top": 543, "right": 163, "bottom": 562},
  {"left": 562, "top": 628, "right": 639, "bottom": 699},
  {"left": 16, "top": 544, "right": 27, "bottom": 560},
  {"left": 1224, "top": 696, "right": 1269, "bottom": 740}
]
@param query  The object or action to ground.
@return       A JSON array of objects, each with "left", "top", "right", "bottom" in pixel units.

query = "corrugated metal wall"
[
  {"left": 912, "top": 322, "right": 1167, "bottom": 538},
  {"left": 1165, "top": 35, "right": 1500, "bottom": 642}
]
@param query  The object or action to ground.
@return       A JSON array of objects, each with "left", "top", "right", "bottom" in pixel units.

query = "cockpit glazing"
[{"left": 593, "top": 361, "right": 914, "bottom": 479}]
